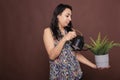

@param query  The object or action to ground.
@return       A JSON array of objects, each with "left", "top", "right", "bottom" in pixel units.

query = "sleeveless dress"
[{"left": 49, "top": 39, "right": 83, "bottom": 80}]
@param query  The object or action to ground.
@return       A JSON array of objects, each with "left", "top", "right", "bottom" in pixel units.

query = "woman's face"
[{"left": 57, "top": 8, "right": 72, "bottom": 28}]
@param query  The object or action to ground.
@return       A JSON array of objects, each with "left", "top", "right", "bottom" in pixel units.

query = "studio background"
[{"left": 0, "top": 0, "right": 120, "bottom": 80}]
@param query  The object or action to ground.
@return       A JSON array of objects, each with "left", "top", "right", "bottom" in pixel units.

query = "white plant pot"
[{"left": 95, "top": 54, "right": 109, "bottom": 68}]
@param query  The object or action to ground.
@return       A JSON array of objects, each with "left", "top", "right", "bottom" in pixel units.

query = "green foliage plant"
[{"left": 86, "top": 32, "right": 120, "bottom": 55}]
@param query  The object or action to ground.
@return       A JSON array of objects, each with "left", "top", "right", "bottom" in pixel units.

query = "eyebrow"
[{"left": 67, "top": 13, "right": 72, "bottom": 16}]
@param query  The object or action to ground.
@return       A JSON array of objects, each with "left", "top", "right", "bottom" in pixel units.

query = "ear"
[
  {"left": 57, "top": 15, "right": 60, "bottom": 19},
  {"left": 57, "top": 13, "right": 62, "bottom": 18}
]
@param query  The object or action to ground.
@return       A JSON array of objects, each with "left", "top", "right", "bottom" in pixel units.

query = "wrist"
[
  {"left": 62, "top": 37, "right": 68, "bottom": 42},
  {"left": 62, "top": 37, "right": 67, "bottom": 43},
  {"left": 92, "top": 65, "right": 97, "bottom": 69}
]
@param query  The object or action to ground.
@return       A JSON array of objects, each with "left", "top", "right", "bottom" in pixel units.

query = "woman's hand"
[
  {"left": 63, "top": 31, "right": 77, "bottom": 41},
  {"left": 97, "top": 65, "right": 111, "bottom": 70},
  {"left": 91, "top": 64, "right": 111, "bottom": 70}
]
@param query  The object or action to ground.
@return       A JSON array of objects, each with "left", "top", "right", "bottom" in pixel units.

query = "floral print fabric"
[{"left": 49, "top": 41, "right": 83, "bottom": 80}]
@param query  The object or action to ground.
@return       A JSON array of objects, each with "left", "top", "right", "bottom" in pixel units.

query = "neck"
[{"left": 59, "top": 27, "right": 65, "bottom": 36}]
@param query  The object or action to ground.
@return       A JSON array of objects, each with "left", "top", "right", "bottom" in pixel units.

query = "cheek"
[
  {"left": 59, "top": 17, "right": 65, "bottom": 23},
  {"left": 62, "top": 17, "right": 67, "bottom": 23},
  {"left": 58, "top": 16, "right": 68, "bottom": 26}
]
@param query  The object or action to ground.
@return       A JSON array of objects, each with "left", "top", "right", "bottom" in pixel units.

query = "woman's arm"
[
  {"left": 43, "top": 28, "right": 76, "bottom": 60},
  {"left": 76, "top": 53, "right": 97, "bottom": 69},
  {"left": 43, "top": 28, "right": 66, "bottom": 60}
]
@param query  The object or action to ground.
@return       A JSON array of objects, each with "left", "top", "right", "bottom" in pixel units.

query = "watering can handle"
[{"left": 72, "top": 28, "right": 83, "bottom": 36}]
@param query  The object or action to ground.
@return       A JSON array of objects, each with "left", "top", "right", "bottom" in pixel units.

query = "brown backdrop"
[{"left": 0, "top": 0, "right": 120, "bottom": 80}]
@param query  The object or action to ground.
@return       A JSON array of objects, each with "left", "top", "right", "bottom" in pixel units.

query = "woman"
[{"left": 43, "top": 3, "right": 97, "bottom": 80}]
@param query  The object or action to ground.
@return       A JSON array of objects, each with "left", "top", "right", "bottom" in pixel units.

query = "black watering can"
[{"left": 70, "top": 30, "right": 85, "bottom": 51}]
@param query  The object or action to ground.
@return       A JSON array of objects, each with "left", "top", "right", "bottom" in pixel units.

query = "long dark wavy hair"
[{"left": 50, "top": 4, "right": 73, "bottom": 40}]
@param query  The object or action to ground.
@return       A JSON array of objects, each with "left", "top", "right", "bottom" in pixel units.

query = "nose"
[{"left": 69, "top": 16, "right": 71, "bottom": 21}]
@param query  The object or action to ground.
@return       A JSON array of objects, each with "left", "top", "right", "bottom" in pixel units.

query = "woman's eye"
[{"left": 66, "top": 15, "right": 69, "bottom": 17}]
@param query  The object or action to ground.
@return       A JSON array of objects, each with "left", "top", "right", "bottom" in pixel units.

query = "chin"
[{"left": 63, "top": 23, "right": 68, "bottom": 27}]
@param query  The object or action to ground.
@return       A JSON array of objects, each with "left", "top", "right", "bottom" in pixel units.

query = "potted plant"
[{"left": 85, "top": 32, "right": 120, "bottom": 68}]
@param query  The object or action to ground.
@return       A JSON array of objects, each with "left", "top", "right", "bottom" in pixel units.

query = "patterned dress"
[{"left": 49, "top": 39, "right": 83, "bottom": 80}]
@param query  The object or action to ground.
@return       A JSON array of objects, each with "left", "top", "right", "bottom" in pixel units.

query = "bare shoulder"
[
  {"left": 44, "top": 27, "right": 52, "bottom": 35},
  {"left": 43, "top": 27, "right": 54, "bottom": 46},
  {"left": 44, "top": 27, "right": 51, "bottom": 33},
  {"left": 43, "top": 27, "right": 53, "bottom": 38}
]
